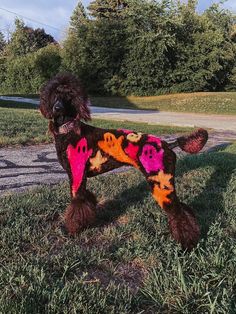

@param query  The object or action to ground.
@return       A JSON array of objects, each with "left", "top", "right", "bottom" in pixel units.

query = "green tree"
[
  {"left": 5, "top": 18, "right": 56, "bottom": 57},
  {"left": 62, "top": 0, "right": 236, "bottom": 95},
  {"left": 0, "top": 44, "right": 61, "bottom": 93},
  {"left": 88, "top": 0, "right": 127, "bottom": 19},
  {"left": 0, "top": 31, "right": 6, "bottom": 54},
  {"left": 62, "top": 1, "right": 126, "bottom": 94}
]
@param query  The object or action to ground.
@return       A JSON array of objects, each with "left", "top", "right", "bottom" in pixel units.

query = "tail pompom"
[{"left": 177, "top": 128, "right": 208, "bottom": 154}]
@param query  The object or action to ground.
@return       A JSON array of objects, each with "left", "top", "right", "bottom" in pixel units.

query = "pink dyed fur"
[
  {"left": 139, "top": 144, "right": 164, "bottom": 173},
  {"left": 67, "top": 138, "right": 92, "bottom": 196},
  {"left": 125, "top": 142, "right": 139, "bottom": 161}
]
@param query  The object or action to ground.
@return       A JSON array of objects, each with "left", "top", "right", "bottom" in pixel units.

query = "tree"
[
  {"left": 62, "top": 1, "right": 126, "bottom": 94},
  {"left": 5, "top": 18, "right": 56, "bottom": 57},
  {"left": 0, "top": 31, "right": 6, "bottom": 54},
  {"left": 62, "top": 0, "right": 236, "bottom": 95},
  {"left": 88, "top": 0, "right": 127, "bottom": 19},
  {"left": 0, "top": 44, "right": 61, "bottom": 93}
]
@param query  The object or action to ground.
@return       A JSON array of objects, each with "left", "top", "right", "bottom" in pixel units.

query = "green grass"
[
  {"left": 91, "top": 92, "right": 236, "bottom": 115},
  {"left": 0, "top": 143, "right": 236, "bottom": 313},
  {"left": 0, "top": 100, "right": 193, "bottom": 147}
]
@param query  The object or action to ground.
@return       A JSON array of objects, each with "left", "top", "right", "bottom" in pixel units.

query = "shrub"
[{"left": 0, "top": 44, "right": 61, "bottom": 94}]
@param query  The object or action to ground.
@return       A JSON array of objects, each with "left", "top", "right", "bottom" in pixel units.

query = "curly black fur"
[{"left": 40, "top": 73, "right": 208, "bottom": 250}]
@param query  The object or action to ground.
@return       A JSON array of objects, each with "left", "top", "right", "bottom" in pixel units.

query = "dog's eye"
[{"left": 83, "top": 146, "right": 86, "bottom": 153}]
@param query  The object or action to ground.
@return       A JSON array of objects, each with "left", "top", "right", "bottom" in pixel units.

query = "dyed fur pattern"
[{"left": 40, "top": 73, "right": 208, "bottom": 250}]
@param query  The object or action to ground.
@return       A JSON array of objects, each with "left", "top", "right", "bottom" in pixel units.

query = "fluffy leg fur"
[
  {"left": 167, "top": 202, "right": 200, "bottom": 250},
  {"left": 147, "top": 145, "right": 200, "bottom": 250},
  {"left": 64, "top": 190, "right": 97, "bottom": 235}
]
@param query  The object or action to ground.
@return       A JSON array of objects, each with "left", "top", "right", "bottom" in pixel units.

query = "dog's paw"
[
  {"left": 64, "top": 200, "right": 96, "bottom": 235},
  {"left": 168, "top": 203, "right": 200, "bottom": 250}
]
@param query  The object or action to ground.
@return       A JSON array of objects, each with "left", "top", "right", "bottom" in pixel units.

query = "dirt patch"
[{"left": 81, "top": 258, "right": 149, "bottom": 293}]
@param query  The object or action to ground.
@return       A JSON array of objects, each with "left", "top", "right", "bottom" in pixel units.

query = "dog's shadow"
[
  {"left": 96, "top": 148, "right": 236, "bottom": 241},
  {"left": 176, "top": 149, "right": 236, "bottom": 238}
]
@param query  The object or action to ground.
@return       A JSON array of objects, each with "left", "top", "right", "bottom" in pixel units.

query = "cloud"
[{"left": 224, "top": 0, "right": 236, "bottom": 12}]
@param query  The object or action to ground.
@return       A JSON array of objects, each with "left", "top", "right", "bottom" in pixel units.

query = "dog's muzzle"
[{"left": 53, "top": 100, "right": 64, "bottom": 115}]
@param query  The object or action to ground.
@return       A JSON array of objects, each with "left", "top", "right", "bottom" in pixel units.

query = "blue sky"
[{"left": 0, "top": 0, "right": 235, "bottom": 41}]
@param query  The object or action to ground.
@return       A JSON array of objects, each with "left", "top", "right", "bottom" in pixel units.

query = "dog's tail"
[{"left": 168, "top": 128, "right": 208, "bottom": 154}]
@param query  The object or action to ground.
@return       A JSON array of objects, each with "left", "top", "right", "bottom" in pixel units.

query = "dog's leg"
[
  {"left": 64, "top": 139, "right": 98, "bottom": 235},
  {"left": 147, "top": 147, "right": 200, "bottom": 250},
  {"left": 64, "top": 184, "right": 98, "bottom": 235}
]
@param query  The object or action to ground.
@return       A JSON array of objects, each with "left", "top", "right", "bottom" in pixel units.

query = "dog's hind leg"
[{"left": 146, "top": 145, "right": 200, "bottom": 250}]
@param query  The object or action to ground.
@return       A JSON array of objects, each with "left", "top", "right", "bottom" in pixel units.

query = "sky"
[{"left": 0, "top": 0, "right": 235, "bottom": 42}]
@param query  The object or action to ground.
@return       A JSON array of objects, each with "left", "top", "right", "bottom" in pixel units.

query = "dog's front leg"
[
  {"left": 64, "top": 138, "right": 97, "bottom": 235},
  {"left": 64, "top": 186, "right": 97, "bottom": 235}
]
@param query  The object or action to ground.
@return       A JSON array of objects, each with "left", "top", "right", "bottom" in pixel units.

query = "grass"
[
  {"left": 0, "top": 143, "right": 236, "bottom": 313},
  {"left": 1, "top": 91, "right": 236, "bottom": 115},
  {"left": 0, "top": 100, "right": 193, "bottom": 147},
  {"left": 91, "top": 92, "right": 236, "bottom": 115}
]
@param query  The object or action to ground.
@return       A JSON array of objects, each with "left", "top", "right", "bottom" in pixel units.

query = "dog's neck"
[
  {"left": 58, "top": 120, "right": 76, "bottom": 134},
  {"left": 50, "top": 118, "right": 81, "bottom": 136}
]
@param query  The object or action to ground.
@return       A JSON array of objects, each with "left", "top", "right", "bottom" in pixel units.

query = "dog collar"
[{"left": 58, "top": 121, "right": 75, "bottom": 134}]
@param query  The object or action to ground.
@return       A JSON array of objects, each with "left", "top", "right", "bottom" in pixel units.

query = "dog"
[{"left": 40, "top": 73, "right": 208, "bottom": 250}]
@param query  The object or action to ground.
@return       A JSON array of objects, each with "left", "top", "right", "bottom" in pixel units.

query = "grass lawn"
[
  {"left": 91, "top": 92, "right": 236, "bottom": 115},
  {"left": 0, "top": 142, "right": 236, "bottom": 313},
  {"left": 0, "top": 100, "right": 193, "bottom": 147},
  {"left": 2, "top": 91, "right": 236, "bottom": 115}
]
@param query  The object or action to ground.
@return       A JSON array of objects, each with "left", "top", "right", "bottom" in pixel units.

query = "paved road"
[
  {"left": 92, "top": 107, "right": 236, "bottom": 131},
  {"left": 1, "top": 96, "right": 236, "bottom": 131},
  {"left": 0, "top": 131, "right": 235, "bottom": 197}
]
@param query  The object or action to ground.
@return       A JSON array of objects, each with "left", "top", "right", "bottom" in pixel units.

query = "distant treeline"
[{"left": 0, "top": 0, "right": 236, "bottom": 95}]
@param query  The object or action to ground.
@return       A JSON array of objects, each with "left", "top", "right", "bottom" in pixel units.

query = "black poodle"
[{"left": 40, "top": 73, "right": 208, "bottom": 250}]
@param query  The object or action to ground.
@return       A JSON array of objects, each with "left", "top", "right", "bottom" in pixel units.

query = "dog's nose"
[{"left": 53, "top": 101, "right": 64, "bottom": 114}]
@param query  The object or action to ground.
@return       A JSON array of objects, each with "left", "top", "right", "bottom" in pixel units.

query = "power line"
[{"left": 0, "top": 7, "right": 61, "bottom": 31}]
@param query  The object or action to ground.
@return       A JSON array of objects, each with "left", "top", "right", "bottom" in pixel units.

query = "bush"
[
  {"left": 0, "top": 44, "right": 61, "bottom": 94},
  {"left": 62, "top": 0, "right": 236, "bottom": 96}
]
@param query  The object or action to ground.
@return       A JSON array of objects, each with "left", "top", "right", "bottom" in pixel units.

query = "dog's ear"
[
  {"left": 39, "top": 98, "right": 52, "bottom": 119},
  {"left": 73, "top": 96, "right": 91, "bottom": 121},
  {"left": 39, "top": 83, "right": 53, "bottom": 119}
]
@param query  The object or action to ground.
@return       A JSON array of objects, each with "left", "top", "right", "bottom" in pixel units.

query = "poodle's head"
[{"left": 40, "top": 73, "right": 91, "bottom": 132}]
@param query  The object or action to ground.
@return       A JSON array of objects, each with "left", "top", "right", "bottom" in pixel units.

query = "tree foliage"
[
  {"left": 0, "top": 31, "right": 6, "bottom": 54},
  {"left": 0, "top": 45, "right": 61, "bottom": 93},
  {"left": 0, "top": 1, "right": 236, "bottom": 95},
  {"left": 63, "top": 0, "right": 236, "bottom": 95},
  {"left": 5, "top": 18, "right": 56, "bottom": 57}
]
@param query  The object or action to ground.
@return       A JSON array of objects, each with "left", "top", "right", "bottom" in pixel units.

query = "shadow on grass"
[
  {"left": 97, "top": 149, "right": 236, "bottom": 244},
  {"left": 91, "top": 96, "right": 160, "bottom": 111},
  {"left": 96, "top": 178, "right": 149, "bottom": 226},
  {"left": 0, "top": 99, "right": 38, "bottom": 110},
  {"left": 177, "top": 150, "right": 236, "bottom": 239}
]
